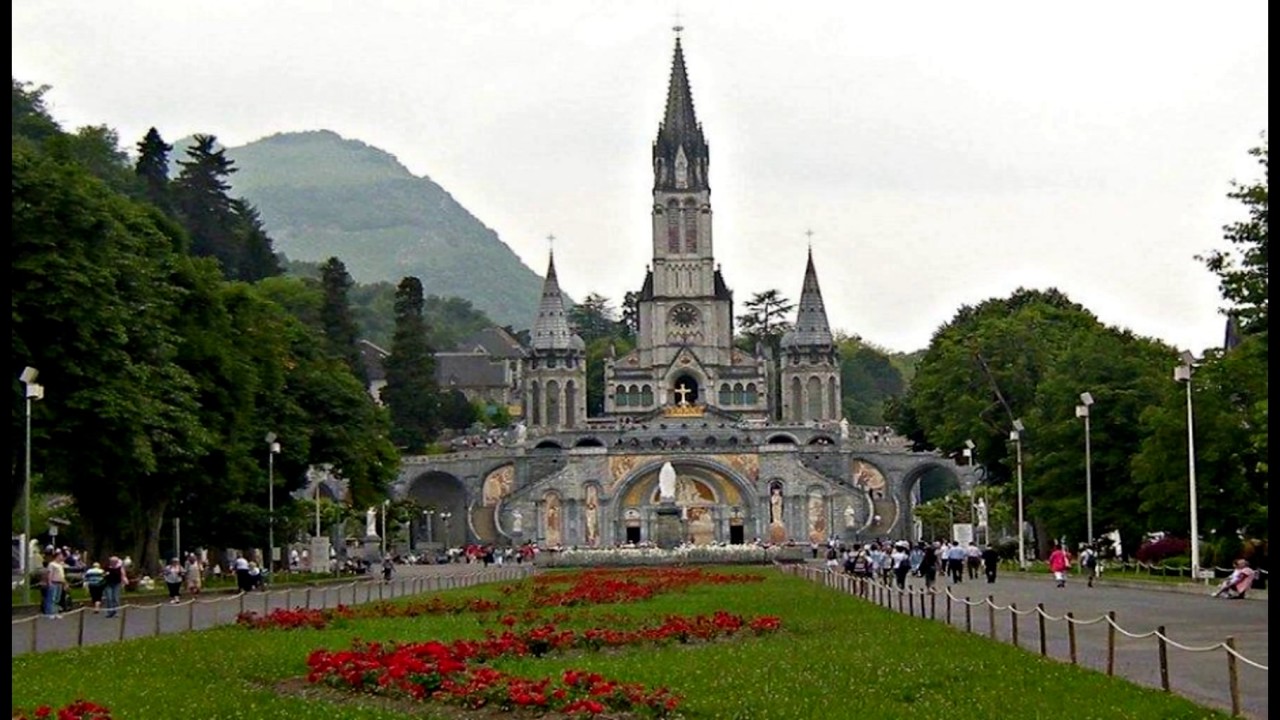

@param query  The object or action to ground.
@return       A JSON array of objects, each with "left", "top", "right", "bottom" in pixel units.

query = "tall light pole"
[
  {"left": 963, "top": 439, "right": 978, "bottom": 542},
  {"left": 380, "top": 500, "right": 389, "bottom": 557},
  {"left": 20, "top": 367, "right": 43, "bottom": 607},
  {"left": 1174, "top": 352, "right": 1202, "bottom": 580},
  {"left": 265, "top": 433, "right": 280, "bottom": 571},
  {"left": 1075, "top": 392, "right": 1094, "bottom": 546},
  {"left": 424, "top": 509, "right": 434, "bottom": 546},
  {"left": 440, "top": 511, "right": 453, "bottom": 549},
  {"left": 1011, "top": 419, "right": 1025, "bottom": 569}
]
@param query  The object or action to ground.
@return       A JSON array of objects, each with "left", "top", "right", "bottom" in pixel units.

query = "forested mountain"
[{"left": 211, "top": 130, "right": 544, "bottom": 329}]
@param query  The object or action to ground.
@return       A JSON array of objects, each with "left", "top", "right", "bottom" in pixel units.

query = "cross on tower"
[
  {"left": 805, "top": 229, "right": 814, "bottom": 250},
  {"left": 547, "top": 233, "right": 555, "bottom": 252},
  {"left": 673, "top": 8, "right": 684, "bottom": 36}
]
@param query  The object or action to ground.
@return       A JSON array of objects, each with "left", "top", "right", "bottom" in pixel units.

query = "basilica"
[{"left": 384, "top": 36, "right": 972, "bottom": 550}]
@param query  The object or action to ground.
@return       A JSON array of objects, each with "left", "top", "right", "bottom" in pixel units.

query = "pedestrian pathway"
[
  {"left": 11, "top": 563, "right": 531, "bottom": 657},
  {"left": 791, "top": 563, "right": 1268, "bottom": 718}
]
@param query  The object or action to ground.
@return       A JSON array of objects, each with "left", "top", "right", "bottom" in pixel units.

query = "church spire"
[
  {"left": 531, "top": 251, "right": 585, "bottom": 352},
  {"left": 653, "top": 34, "right": 709, "bottom": 191},
  {"left": 782, "top": 247, "right": 835, "bottom": 349}
]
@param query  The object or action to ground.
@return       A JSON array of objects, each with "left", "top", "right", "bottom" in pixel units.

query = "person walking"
[
  {"left": 1079, "top": 545, "right": 1098, "bottom": 588},
  {"left": 103, "top": 556, "right": 126, "bottom": 618},
  {"left": 920, "top": 545, "right": 939, "bottom": 591},
  {"left": 948, "top": 543, "right": 966, "bottom": 584},
  {"left": 1049, "top": 542, "right": 1072, "bottom": 588},
  {"left": 233, "top": 553, "right": 251, "bottom": 593},
  {"left": 981, "top": 544, "right": 1000, "bottom": 584},
  {"left": 891, "top": 544, "right": 910, "bottom": 589},
  {"left": 83, "top": 561, "right": 106, "bottom": 613},
  {"left": 966, "top": 542, "right": 982, "bottom": 580},
  {"left": 184, "top": 553, "right": 203, "bottom": 596},
  {"left": 162, "top": 557, "right": 184, "bottom": 603}
]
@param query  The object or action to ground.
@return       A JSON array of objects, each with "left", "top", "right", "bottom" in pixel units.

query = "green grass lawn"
[{"left": 10, "top": 567, "right": 1228, "bottom": 719}]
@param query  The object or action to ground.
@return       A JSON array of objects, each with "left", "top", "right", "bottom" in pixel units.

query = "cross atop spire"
[
  {"left": 805, "top": 229, "right": 814, "bottom": 252},
  {"left": 547, "top": 233, "right": 556, "bottom": 254}
]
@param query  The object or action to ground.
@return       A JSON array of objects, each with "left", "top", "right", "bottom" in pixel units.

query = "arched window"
[
  {"left": 627, "top": 384, "right": 640, "bottom": 407},
  {"left": 719, "top": 383, "right": 732, "bottom": 405},
  {"left": 684, "top": 200, "right": 698, "bottom": 253},
  {"left": 790, "top": 377, "right": 803, "bottom": 422},
  {"left": 640, "top": 385, "right": 654, "bottom": 406},
  {"left": 565, "top": 381, "right": 577, "bottom": 428},
  {"left": 807, "top": 377, "right": 823, "bottom": 420},
  {"left": 546, "top": 380, "right": 561, "bottom": 427},
  {"left": 732, "top": 383, "right": 745, "bottom": 405},
  {"left": 828, "top": 377, "right": 838, "bottom": 420},
  {"left": 529, "top": 381, "right": 541, "bottom": 426},
  {"left": 615, "top": 385, "right": 629, "bottom": 407},
  {"left": 745, "top": 383, "right": 759, "bottom": 405},
  {"left": 667, "top": 200, "right": 680, "bottom": 253}
]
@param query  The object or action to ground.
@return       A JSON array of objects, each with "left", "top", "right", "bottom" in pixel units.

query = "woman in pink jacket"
[{"left": 1048, "top": 542, "right": 1072, "bottom": 588}]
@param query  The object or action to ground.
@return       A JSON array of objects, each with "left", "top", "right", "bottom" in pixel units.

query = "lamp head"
[
  {"left": 265, "top": 432, "right": 278, "bottom": 444},
  {"left": 1012, "top": 418, "right": 1025, "bottom": 433},
  {"left": 25, "top": 383, "right": 44, "bottom": 401},
  {"left": 1179, "top": 350, "right": 1197, "bottom": 367},
  {"left": 964, "top": 439, "right": 976, "bottom": 450},
  {"left": 1079, "top": 392, "right": 1094, "bottom": 406},
  {"left": 1075, "top": 404, "right": 1089, "bottom": 418},
  {"left": 20, "top": 367, "right": 38, "bottom": 384},
  {"left": 1009, "top": 429, "right": 1020, "bottom": 441}
]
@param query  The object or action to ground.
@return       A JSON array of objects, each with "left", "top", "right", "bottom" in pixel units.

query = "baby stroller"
[{"left": 1212, "top": 565, "right": 1255, "bottom": 599}]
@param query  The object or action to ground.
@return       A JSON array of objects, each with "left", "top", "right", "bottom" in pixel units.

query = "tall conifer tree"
[
  {"left": 381, "top": 276, "right": 440, "bottom": 451},
  {"left": 319, "top": 257, "right": 366, "bottom": 383},
  {"left": 135, "top": 127, "right": 173, "bottom": 211}
]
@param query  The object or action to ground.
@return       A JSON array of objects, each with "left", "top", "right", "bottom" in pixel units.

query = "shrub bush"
[{"left": 1135, "top": 537, "right": 1189, "bottom": 564}]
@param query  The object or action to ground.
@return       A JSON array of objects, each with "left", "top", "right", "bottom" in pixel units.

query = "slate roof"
[{"left": 781, "top": 249, "right": 835, "bottom": 349}]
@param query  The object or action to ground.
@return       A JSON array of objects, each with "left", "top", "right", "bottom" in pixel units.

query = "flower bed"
[
  {"left": 12, "top": 700, "right": 112, "bottom": 719},
  {"left": 305, "top": 611, "right": 780, "bottom": 716}
]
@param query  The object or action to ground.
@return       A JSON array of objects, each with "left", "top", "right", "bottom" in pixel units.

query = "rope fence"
[
  {"left": 11, "top": 566, "right": 533, "bottom": 657},
  {"left": 1011, "top": 558, "right": 1269, "bottom": 582},
  {"left": 780, "top": 564, "right": 1266, "bottom": 718}
]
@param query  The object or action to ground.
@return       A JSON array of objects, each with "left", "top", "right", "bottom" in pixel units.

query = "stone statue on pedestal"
[
  {"left": 365, "top": 507, "right": 378, "bottom": 537},
  {"left": 844, "top": 503, "right": 856, "bottom": 528},
  {"left": 510, "top": 509, "right": 523, "bottom": 534}
]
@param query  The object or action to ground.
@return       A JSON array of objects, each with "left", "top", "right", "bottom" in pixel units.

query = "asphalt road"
[{"left": 804, "top": 565, "right": 1268, "bottom": 719}]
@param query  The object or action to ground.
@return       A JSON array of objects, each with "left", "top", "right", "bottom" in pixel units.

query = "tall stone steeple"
[
  {"left": 783, "top": 248, "right": 835, "bottom": 349},
  {"left": 530, "top": 252, "right": 583, "bottom": 352},
  {"left": 780, "top": 245, "right": 841, "bottom": 423},
  {"left": 524, "top": 250, "right": 586, "bottom": 430},
  {"left": 653, "top": 36, "right": 709, "bottom": 192}
]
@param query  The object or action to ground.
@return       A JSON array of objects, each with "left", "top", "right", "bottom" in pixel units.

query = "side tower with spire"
[
  {"left": 780, "top": 248, "right": 841, "bottom": 423},
  {"left": 523, "top": 251, "right": 587, "bottom": 430}
]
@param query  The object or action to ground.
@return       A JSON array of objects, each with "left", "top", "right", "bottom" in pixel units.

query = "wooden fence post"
[
  {"left": 964, "top": 598, "right": 972, "bottom": 633},
  {"left": 1067, "top": 612, "right": 1077, "bottom": 664},
  {"left": 1225, "top": 636, "right": 1241, "bottom": 717},
  {"left": 1010, "top": 603, "right": 1019, "bottom": 647},
  {"left": 1157, "top": 626, "right": 1170, "bottom": 692},
  {"left": 1037, "top": 603, "right": 1047, "bottom": 657},
  {"left": 930, "top": 592, "right": 936, "bottom": 620},
  {"left": 1106, "top": 611, "right": 1116, "bottom": 676},
  {"left": 78, "top": 610, "right": 87, "bottom": 648},
  {"left": 897, "top": 588, "right": 904, "bottom": 613},
  {"left": 946, "top": 593, "right": 952, "bottom": 625},
  {"left": 987, "top": 597, "right": 996, "bottom": 639},
  {"left": 908, "top": 590, "right": 915, "bottom": 617},
  {"left": 154, "top": 605, "right": 162, "bottom": 637},
  {"left": 119, "top": 606, "right": 128, "bottom": 642}
]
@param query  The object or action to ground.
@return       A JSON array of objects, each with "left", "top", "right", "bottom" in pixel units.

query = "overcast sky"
[{"left": 13, "top": 2, "right": 1268, "bottom": 354}]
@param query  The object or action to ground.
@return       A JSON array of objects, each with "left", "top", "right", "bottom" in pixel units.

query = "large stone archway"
[
  {"left": 405, "top": 470, "right": 469, "bottom": 547},
  {"left": 612, "top": 458, "right": 755, "bottom": 545},
  {"left": 897, "top": 462, "right": 967, "bottom": 541}
]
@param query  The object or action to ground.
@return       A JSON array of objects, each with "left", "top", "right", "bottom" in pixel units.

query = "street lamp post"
[
  {"left": 963, "top": 439, "right": 979, "bottom": 543},
  {"left": 1011, "top": 419, "right": 1025, "bottom": 569},
  {"left": 20, "top": 367, "right": 43, "bottom": 607},
  {"left": 1076, "top": 392, "right": 1094, "bottom": 546},
  {"left": 1174, "top": 352, "right": 1202, "bottom": 580},
  {"left": 381, "top": 500, "right": 389, "bottom": 558},
  {"left": 424, "top": 510, "right": 434, "bottom": 545},
  {"left": 440, "top": 511, "right": 453, "bottom": 549},
  {"left": 265, "top": 433, "right": 280, "bottom": 571}
]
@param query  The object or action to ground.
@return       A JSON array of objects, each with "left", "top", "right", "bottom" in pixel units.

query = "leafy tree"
[
  {"left": 620, "top": 291, "right": 640, "bottom": 338},
  {"left": 585, "top": 334, "right": 636, "bottom": 416},
  {"left": 736, "top": 289, "right": 794, "bottom": 352},
  {"left": 569, "top": 293, "right": 621, "bottom": 344},
  {"left": 1199, "top": 140, "right": 1268, "bottom": 335},
  {"left": 381, "top": 277, "right": 441, "bottom": 451},
  {"left": 319, "top": 257, "right": 366, "bottom": 383},
  {"left": 837, "top": 335, "right": 905, "bottom": 424},
  {"left": 439, "top": 389, "right": 477, "bottom": 431},
  {"left": 12, "top": 80, "right": 60, "bottom": 144}
]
